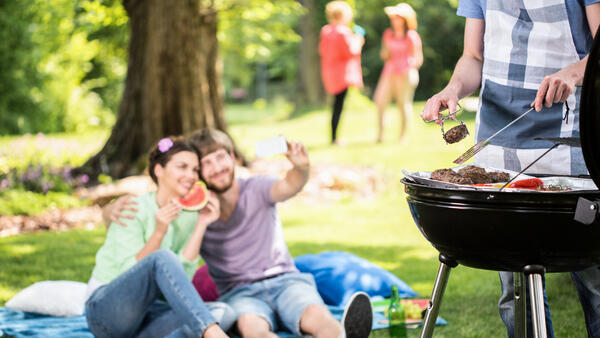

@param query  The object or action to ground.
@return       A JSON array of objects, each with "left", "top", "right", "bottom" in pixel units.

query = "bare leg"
[
  {"left": 393, "top": 74, "right": 410, "bottom": 142},
  {"left": 299, "top": 304, "right": 342, "bottom": 338},
  {"left": 374, "top": 74, "right": 393, "bottom": 143},
  {"left": 203, "top": 323, "right": 229, "bottom": 338},
  {"left": 237, "top": 313, "right": 278, "bottom": 338}
]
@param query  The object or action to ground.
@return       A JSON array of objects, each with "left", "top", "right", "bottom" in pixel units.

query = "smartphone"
[{"left": 255, "top": 136, "right": 288, "bottom": 158}]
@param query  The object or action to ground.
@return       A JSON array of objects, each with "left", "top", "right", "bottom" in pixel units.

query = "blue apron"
[{"left": 473, "top": 0, "right": 587, "bottom": 175}]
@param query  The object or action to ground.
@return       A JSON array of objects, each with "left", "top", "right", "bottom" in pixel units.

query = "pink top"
[
  {"left": 319, "top": 24, "right": 363, "bottom": 95},
  {"left": 381, "top": 29, "right": 421, "bottom": 75}
]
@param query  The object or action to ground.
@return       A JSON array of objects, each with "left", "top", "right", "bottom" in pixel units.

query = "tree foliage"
[
  {"left": 0, "top": 0, "right": 128, "bottom": 135},
  {"left": 218, "top": 0, "right": 303, "bottom": 99},
  {"left": 0, "top": 0, "right": 466, "bottom": 136}
]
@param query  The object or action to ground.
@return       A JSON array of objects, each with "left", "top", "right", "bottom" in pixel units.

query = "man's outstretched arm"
[{"left": 270, "top": 141, "right": 310, "bottom": 203}]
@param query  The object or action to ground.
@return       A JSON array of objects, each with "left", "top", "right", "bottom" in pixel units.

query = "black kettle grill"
[{"left": 403, "top": 28, "right": 600, "bottom": 338}]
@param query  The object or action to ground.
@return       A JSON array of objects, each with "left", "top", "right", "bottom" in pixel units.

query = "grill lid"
[{"left": 580, "top": 27, "right": 600, "bottom": 189}]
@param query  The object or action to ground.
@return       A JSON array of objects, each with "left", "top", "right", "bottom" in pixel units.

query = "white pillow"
[{"left": 6, "top": 280, "right": 87, "bottom": 317}]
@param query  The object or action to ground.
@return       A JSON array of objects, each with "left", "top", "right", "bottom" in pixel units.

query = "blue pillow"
[{"left": 294, "top": 251, "right": 418, "bottom": 306}]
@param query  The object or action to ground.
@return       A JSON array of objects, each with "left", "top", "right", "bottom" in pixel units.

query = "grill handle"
[{"left": 574, "top": 197, "right": 599, "bottom": 225}]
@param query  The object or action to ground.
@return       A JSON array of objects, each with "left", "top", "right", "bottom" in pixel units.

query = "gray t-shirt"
[{"left": 200, "top": 176, "right": 298, "bottom": 294}]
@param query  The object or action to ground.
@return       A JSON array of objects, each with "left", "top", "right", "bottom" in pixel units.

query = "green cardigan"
[{"left": 91, "top": 192, "right": 200, "bottom": 284}]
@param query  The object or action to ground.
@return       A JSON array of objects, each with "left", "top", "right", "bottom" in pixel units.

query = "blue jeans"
[
  {"left": 219, "top": 272, "right": 325, "bottom": 336},
  {"left": 499, "top": 266, "right": 600, "bottom": 338},
  {"left": 85, "top": 249, "right": 236, "bottom": 338}
]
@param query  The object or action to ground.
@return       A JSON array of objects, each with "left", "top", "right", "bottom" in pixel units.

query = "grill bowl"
[{"left": 403, "top": 178, "right": 600, "bottom": 272}]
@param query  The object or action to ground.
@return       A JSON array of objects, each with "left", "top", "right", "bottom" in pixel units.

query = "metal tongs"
[
  {"left": 424, "top": 103, "right": 469, "bottom": 144},
  {"left": 454, "top": 107, "right": 535, "bottom": 164}
]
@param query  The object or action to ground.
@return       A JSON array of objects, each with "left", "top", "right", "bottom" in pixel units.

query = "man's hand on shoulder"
[{"left": 102, "top": 194, "right": 138, "bottom": 228}]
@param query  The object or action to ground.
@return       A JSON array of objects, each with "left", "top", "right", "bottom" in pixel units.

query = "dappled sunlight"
[{"left": 5, "top": 244, "right": 36, "bottom": 256}]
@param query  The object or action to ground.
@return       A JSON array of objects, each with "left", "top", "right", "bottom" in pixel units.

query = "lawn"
[{"left": 0, "top": 93, "right": 588, "bottom": 337}]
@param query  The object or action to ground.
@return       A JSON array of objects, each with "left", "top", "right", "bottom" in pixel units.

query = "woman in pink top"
[
  {"left": 319, "top": 1, "right": 364, "bottom": 145},
  {"left": 373, "top": 3, "right": 423, "bottom": 143}
]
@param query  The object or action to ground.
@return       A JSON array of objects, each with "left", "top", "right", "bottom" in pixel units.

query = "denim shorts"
[{"left": 219, "top": 272, "right": 324, "bottom": 335}]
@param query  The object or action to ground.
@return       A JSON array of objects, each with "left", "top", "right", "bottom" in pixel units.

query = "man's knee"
[
  {"left": 302, "top": 304, "right": 332, "bottom": 321},
  {"left": 237, "top": 313, "right": 271, "bottom": 333},
  {"left": 300, "top": 303, "right": 340, "bottom": 334}
]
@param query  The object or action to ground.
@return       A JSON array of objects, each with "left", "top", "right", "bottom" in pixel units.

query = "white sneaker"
[{"left": 341, "top": 292, "right": 373, "bottom": 338}]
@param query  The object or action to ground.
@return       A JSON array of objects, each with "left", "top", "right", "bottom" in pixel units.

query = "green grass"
[{"left": 0, "top": 94, "right": 588, "bottom": 337}]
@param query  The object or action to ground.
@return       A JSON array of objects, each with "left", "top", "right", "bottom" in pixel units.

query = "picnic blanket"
[{"left": 0, "top": 304, "right": 446, "bottom": 337}]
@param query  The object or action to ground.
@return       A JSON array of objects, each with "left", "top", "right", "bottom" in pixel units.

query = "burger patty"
[{"left": 443, "top": 124, "right": 469, "bottom": 144}]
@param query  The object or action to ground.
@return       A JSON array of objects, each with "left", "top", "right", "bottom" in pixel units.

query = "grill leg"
[
  {"left": 524, "top": 265, "right": 547, "bottom": 338},
  {"left": 420, "top": 254, "right": 457, "bottom": 338},
  {"left": 514, "top": 272, "right": 526, "bottom": 338}
]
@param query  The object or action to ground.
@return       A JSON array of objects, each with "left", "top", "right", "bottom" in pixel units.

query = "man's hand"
[
  {"left": 198, "top": 192, "right": 220, "bottom": 226},
  {"left": 532, "top": 60, "right": 585, "bottom": 112},
  {"left": 102, "top": 194, "right": 138, "bottom": 227},
  {"left": 285, "top": 141, "right": 310, "bottom": 172},
  {"left": 270, "top": 140, "right": 310, "bottom": 203},
  {"left": 421, "top": 86, "right": 461, "bottom": 124},
  {"left": 154, "top": 199, "right": 182, "bottom": 235}
]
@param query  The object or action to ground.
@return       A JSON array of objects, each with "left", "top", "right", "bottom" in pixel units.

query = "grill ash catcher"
[{"left": 409, "top": 30, "right": 600, "bottom": 338}]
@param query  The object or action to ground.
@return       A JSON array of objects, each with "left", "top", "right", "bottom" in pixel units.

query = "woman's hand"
[
  {"left": 198, "top": 192, "right": 220, "bottom": 226},
  {"left": 102, "top": 194, "right": 138, "bottom": 227},
  {"left": 183, "top": 192, "right": 220, "bottom": 261},
  {"left": 154, "top": 199, "right": 182, "bottom": 235}
]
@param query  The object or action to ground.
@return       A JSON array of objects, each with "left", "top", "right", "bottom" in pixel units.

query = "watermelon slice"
[{"left": 179, "top": 181, "right": 209, "bottom": 210}]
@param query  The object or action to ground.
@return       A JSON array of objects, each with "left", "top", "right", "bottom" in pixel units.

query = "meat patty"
[
  {"left": 431, "top": 168, "right": 474, "bottom": 184},
  {"left": 431, "top": 166, "right": 510, "bottom": 185},
  {"left": 458, "top": 165, "right": 493, "bottom": 184},
  {"left": 443, "top": 124, "right": 469, "bottom": 144}
]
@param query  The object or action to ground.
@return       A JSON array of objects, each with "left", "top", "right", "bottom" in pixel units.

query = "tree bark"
[
  {"left": 297, "top": 0, "right": 325, "bottom": 106},
  {"left": 77, "top": 0, "right": 229, "bottom": 180}
]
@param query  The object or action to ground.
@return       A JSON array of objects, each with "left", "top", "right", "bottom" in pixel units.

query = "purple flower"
[
  {"left": 0, "top": 179, "right": 8, "bottom": 189},
  {"left": 158, "top": 138, "right": 173, "bottom": 153},
  {"left": 62, "top": 168, "right": 73, "bottom": 180},
  {"left": 79, "top": 174, "right": 89, "bottom": 184}
]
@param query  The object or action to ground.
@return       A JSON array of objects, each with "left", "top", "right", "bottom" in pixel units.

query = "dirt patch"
[
  {"left": 0, "top": 206, "right": 103, "bottom": 238},
  {"left": 0, "top": 159, "right": 385, "bottom": 237}
]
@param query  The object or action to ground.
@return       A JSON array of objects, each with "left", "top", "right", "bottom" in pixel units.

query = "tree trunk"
[
  {"left": 297, "top": 0, "right": 325, "bottom": 106},
  {"left": 77, "top": 0, "right": 229, "bottom": 180}
]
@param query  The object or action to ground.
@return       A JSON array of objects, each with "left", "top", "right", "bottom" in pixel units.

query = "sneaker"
[{"left": 341, "top": 291, "right": 373, "bottom": 338}]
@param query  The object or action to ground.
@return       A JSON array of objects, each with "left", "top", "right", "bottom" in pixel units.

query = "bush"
[{"left": 0, "top": 190, "right": 86, "bottom": 216}]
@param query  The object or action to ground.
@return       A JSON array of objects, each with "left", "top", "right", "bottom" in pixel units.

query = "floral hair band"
[{"left": 158, "top": 138, "right": 174, "bottom": 153}]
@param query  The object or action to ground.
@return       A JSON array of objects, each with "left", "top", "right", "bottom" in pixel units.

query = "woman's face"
[
  {"left": 155, "top": 151, "right": 200, "bottom": 197},
  {"left": 341, "top": 10, "right": 353, "bottom": 26},
  {"left": 390, "top": 15, "right": 407, "bottom": 33}
]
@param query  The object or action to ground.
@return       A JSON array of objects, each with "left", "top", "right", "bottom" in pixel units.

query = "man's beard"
[{"left": 203, "top": 170, "right": 234, "bottom": 193}]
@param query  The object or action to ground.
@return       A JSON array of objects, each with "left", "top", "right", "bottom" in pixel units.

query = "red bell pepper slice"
[{"left": 507, "top": 178, "right": 544, "bottom": 190}]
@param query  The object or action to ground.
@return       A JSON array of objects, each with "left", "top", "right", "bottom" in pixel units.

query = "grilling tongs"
[{"left": 453, "top": 107, "right": 535, "bottom": 164}]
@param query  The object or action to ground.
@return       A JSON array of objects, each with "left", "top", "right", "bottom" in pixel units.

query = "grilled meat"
[
  {"left": 431, "top": 168, "right": 474, "bottom": 184},
  {"left": 443, "top": 124, "right": 469, "bottom": 144},
  {"left": 432, "top": 165, "right": 510, "bottom": 185}
]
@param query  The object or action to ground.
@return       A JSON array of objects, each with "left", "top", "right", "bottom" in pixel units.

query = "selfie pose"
[{"left": 85, "top": 137, "right": 235, "bottom": 338}]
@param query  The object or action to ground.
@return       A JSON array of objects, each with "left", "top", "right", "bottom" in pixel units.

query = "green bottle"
[{"left": 388, "top": 285, "right": 407, "bottom": 338}]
